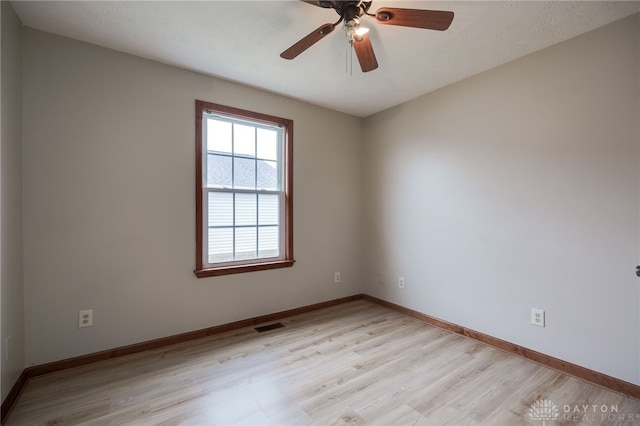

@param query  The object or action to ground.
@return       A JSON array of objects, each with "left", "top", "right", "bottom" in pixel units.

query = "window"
[{"left": 195, "top": 100, "right": 294, "bottom": 277}]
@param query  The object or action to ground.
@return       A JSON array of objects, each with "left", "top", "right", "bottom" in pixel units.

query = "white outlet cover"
[
  {"left": 531, "top": 308, "right": 545, "bottom": 327},
  {"left": 79, "top": 309, "right": 93, "bottom": 328},
  {"left": 5, "top": 336, "right": 11, "bottom": 361}
]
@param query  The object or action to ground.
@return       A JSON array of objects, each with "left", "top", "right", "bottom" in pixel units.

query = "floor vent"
[{"left": 254, "top": 322, "right": 285, "bottom": 333}]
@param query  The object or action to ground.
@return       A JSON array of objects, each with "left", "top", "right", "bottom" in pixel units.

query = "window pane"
[
  {"left": 235, "top": 227, "right": 257, "bottom": 260},
  {"left": 207, "top": 153, "right": 232, "bottom": 188},
  {"left": 207, "top": 119, "right": 232, "bottom": 154},
  {"left": 234, "top": 157, "right": 255, "bottom": 189},
  {"left": 208, "top": 192, "right": 233, "bottom": 226},
  {"left": 258, "top": 194, "right": 278, "bottom": 225},
  {"left": 208, "top": 227, "right": 233, "bottom": 263},
  {"left": 235, "top": 193, "right": 257, "bottom": 226},
  {"left": 258, "top": 226, "right": 279, "bottom": 258},
  {"left": 234, "top": 124, "right": 255, "bottom": 157},
  {"left": 197, "top": 101, "right": 293, "bottom": 274},
  {"left": 257, "top": 128, "right": 278, "bottom": 161},
  {"left": 257, "top": 160, "right": 278, "bottom": 190}
]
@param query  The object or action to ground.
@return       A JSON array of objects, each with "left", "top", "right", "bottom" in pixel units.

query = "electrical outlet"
[
  {"left": 399, "top": 276, "right": 405, "bottom": 289},
  {"left": 531, "top": 308, "right": 545, "bottom": 327},
  {"left": 79, "top": 309, "right": 93, "bottom": 328},
  {"left": 5, "top": 336, "right": 11, "bottom": 361},
  {"left": 334, "top": 272, "right": 341, "bottom": 283}
]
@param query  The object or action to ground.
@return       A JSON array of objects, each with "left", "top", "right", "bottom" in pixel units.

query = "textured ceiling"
[{"left": 11, "top": 1, "right": 640, "bottom": 117}]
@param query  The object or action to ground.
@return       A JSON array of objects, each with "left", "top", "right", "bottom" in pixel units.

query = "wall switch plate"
[
  {"left": 399, "top": 277, "right": 405, "bottom": 289},
  {"left": 531, "top": 308, "right": 545, "bottom": 327},
  {"left": 79, "top": 309, "right": 93, "bottom": 328},
  {"left": 334, "top": 272, "right": 341, "bottom": 283}
]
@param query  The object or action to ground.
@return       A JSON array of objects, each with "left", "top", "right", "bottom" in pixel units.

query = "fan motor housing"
[
  {"left": 318, "top": 1, "right": 335, "bottom": 8},
  {"left": 334, "top": 1, "right": 364, "bottom": 19}
]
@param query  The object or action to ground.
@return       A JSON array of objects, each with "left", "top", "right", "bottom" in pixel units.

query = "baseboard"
[
  {"left": 1, "top": 370, "right": 27, "bottom": 426},
  {"left": 0, "top": 294, "right": 362, "bottom": 424},
  {"left": 3, "top": 292, "right": 639, "bottom": 425},
  {"left": 362, "top": 294, "right": 640, "bottom": 400}
]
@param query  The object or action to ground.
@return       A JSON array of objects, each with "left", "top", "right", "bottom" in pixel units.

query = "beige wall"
[
  {"left": 21, "top": 28, "right": 363, "bottom": 366},
  {"left": 363, "top": 14, "right": 640, "bottom": 384},
  {"left": 1, "top": 1, "right": 25, "bottom": 401},
  {"left": 8, "top": 8, "right": 640, "bottom": 395}
]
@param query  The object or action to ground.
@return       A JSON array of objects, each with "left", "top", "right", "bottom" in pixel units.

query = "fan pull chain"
[{"left": 346, "top": 32, "right": 353, "bottom": 76}]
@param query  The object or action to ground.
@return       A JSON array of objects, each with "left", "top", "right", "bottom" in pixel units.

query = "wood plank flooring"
[{"left": 6, "top": 300, "right": 640, "bottom": 425}]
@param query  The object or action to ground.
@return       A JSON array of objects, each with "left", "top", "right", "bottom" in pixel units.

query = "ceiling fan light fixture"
[
  {"left": 282, "top": 0, "right": 454, "bottom": 73},
  {"left": 345, "top": 18, "right": 368, "bottom": 42},
  {"left": 355, "top": 26, "right": 369, "bottom": 37}
]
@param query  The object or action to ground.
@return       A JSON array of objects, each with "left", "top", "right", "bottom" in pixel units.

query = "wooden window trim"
[{"left": 194, "top": 100, "right": 294, "bottom": 278}]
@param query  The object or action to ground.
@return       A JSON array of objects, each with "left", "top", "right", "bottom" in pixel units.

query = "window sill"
[{"left": 194, "top": 259, "right": 295, "bottom": 278}]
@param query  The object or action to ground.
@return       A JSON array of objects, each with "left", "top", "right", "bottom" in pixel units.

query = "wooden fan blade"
[
  {"left": 375, "top": 8, "right": 454, "bottom": 31},
  {"left": 352, "top": 33, "right": 378, "bottom": 73},
  {"left": 280, "top": 23, "right": 335, "bottom": 60}
]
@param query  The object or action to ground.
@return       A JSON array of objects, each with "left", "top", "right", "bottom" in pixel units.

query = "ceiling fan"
[{"left": 280, "top": 1, "right": 454, "bottom": 73}]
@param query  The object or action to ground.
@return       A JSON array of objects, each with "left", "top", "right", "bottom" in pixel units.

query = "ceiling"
[{"left": 11, "top": 1, "right": 640, "bottom": 117}]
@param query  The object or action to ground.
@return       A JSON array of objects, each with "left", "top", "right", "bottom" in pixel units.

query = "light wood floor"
[{"left": 7, "top": 300, "right": 640, "bottom": 425}]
